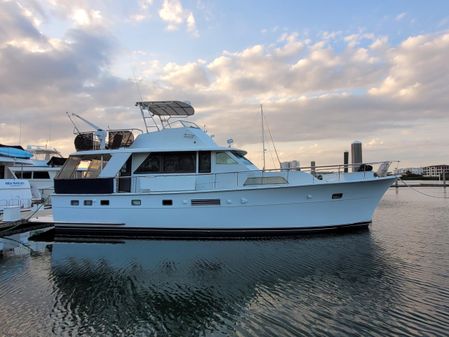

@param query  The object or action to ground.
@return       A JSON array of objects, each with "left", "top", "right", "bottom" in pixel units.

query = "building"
[
  {"left": 423, "top": 165, "right": 449, "bottom": 177},
  {"left": 396, "top": 167, "right": 424, "bottom": 175}
]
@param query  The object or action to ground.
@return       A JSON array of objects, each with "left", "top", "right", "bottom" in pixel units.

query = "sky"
[{"left": 1, "top": 0, "right": 449, "bottom": 168}]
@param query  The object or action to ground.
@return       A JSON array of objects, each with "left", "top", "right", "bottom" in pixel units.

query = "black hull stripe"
[{"left": 53, "top": 222, "right": 371, "bottom": 240}]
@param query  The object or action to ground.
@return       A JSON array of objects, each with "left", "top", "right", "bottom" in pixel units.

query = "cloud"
[
  {"left": 129, "top": 0, "right": 154, "bottom": 22},
  {"left": 158, "top": 0, "right": 198, "bottom": 36},
  {"left": 129, "top": 30, "right": 449, "bottom": 166},
  {"left": 395, "top": 12, "right": 407, "bottom": 21},
  {"left": 0, "top": 1, "right": 140, "bottom": 154},
  {"left": 1, "top": 1, "right": 449, "bottom": 167},
  {"left": 70, "top": 8, "right": 103, "bottom": 26},
  {"left": 369, "top": 32, "right": 449, "bottom": 106}
]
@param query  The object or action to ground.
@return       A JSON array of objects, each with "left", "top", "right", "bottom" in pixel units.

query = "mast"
[{"left": 261, "top": 104, "right": 266, "bottom": 171}]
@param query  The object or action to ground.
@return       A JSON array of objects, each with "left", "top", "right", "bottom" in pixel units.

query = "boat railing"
[
  {"left": 74, "top": 128, "right": 143, "bottom": 151},
  {"left": 115, "top": 161, "right": 397, "bottom": 193},
  {"left": 298, "top": 160, "right": 398, "bottom": 179},
  {"left": 0, "top": 198, "right": 32, "bottom": 209},
  {"left": 166, "top": 120, "right": 200, "bottom": 129}
]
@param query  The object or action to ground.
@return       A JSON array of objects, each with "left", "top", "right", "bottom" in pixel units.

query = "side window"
[
  {"left": 199, "top": 152, "right": 211, "bottom": 173},
  {"left": 164, "top": 153, "right": 195, "bottom": 173},
  {"left": 216, "top": 152, "right": 237, "bottom": 165},
  {"left": 33, "top": 171, "right": 50, "bottom": 179},
  {"left": 21, "top": 171, "right": 32, "bottom": 179},
  {"left": 135, "top": 154, "right": 162, "bottom": 173},
  {"left": 135, "top": 152, "right": 196, "bottom": 173}
]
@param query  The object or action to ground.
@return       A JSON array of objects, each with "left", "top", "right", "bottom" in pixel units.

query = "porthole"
[
  {"left": 162, "top": 199, "right": 173, "bottom": 206},
  {"left": 84, "top": 200, "right": 93, "bottom": 206},
  {"left": 100, "top": 200, "right": 110, "bottom": 206},
  {"left": 332, "top": 193, "right": 343, "bottom": 199},
  {"left": 131, "top": 199, "right": 141, "bottom": 206},
  {"left": 70, "top": 200, "right": 79, "bottom": 206}
]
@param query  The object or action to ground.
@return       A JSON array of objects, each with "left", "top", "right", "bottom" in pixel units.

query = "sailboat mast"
[{"left": 261, "top": 104, "right": 266, "bottom": 171}]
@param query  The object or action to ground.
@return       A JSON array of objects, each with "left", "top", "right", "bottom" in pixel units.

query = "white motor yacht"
[
  {"left": 0, "top": 145, "right": 33, "bottom": 212},
  {"left": 52, "top": 101, "right": 396, "bottom": 237}
]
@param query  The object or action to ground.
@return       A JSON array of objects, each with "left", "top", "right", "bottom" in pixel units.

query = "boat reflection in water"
[{"left": 49, "top": 232, "right": 400, "bottom": 336}]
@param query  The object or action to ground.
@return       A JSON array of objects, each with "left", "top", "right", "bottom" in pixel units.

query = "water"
[{"left": 1, "top": 188, "right": 449, "bottom": 336}]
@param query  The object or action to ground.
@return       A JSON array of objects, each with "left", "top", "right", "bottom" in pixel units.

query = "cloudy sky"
[{"left": 1, "top": 0, "right": 449, "bottom": 168}]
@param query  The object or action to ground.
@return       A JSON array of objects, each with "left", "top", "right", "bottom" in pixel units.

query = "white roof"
[{"left": 136, "top": 101, "right": 194, "bottom": 116}]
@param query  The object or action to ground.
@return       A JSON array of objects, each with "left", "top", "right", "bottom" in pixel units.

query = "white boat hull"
[
  {"left": 0, "top": 179, "right": 32, "bottom": 211},
  {"left": 52, "top": 176, "right": 395, "bottom": 236}
]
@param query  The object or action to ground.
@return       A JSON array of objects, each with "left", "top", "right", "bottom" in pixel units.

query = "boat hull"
[
  {"left": 51, "top": 177, "right": 395, "bottom": 237},
  {"left": 0, "top": 179, "right": 32, "bottom": 211}
]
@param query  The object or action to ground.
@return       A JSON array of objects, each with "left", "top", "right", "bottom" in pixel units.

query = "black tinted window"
[
  {"left": 20, "top": 171, "right": 32, "bottom": 179},
  {"left": 136, "top": 152, "right": 196, "bottom": 174},
  {"left": 199, "top": 152, "right": 211, "bottom": 173},
  {"left": 33, "top": 171, "right": 50, "bottom": 179}
]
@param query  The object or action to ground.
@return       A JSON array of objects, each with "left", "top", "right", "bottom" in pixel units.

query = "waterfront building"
[{"left": 423, "top": 165, "right": 449, "bottom": 177}]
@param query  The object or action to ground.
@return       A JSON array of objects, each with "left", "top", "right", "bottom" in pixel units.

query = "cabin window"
[
  {"left": 231, "top": 151, "right": 254, "bottom": 166},
  {"left": 131, "top": 199, "right": 141, "bottom": 206},
  {"left": 16, "top": 171, "right": 32, "bottom": 179},
  {"left": 56, "top": 154, "right": 111, "bottom": 179},
  {"left": 33, "top": 171, "right": 50, "bottom": 179},
  {"left": 118, "top": 156, "right": 132, "bottom": 193},
  {"left": 199, "top": 151, "right": 211, "bottom": 173},
  {"left": 216, "top": 152, "right": 237, "bottom": 165},
  {"left": 135, "top": 152, "right": 196, "bottom": 174},
  {"left": 70, "top": 200, "right": 79, "bottom": 206},
  {"left": 162, "top": 199, "right": 173, "bottom": 206},
  {"left": 332, "top": 193, "right": 343, "bottom": 199},
  {"left": 100, "top": 200, "right": 110, "bottom": 206},
  {"left": 84, "top": 200, "right": 93, "bottom": 206}
]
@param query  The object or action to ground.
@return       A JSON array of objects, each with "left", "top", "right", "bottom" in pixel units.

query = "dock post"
[
  {"left": 311, "top": 161, "right": 316, "bottom": 176},
  {"left": 343, "top": 151, "right": 349, "bottom": 173},
  {"left": 351, "top": 141, "right": 362, "bottom": 172}
]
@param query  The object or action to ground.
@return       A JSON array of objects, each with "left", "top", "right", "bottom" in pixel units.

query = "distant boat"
[
  {"left": 0, "top": 145, "right": 32, "bottom": 159},
  {"left": 10, "top": 145, "right": 66, "bottom": 202},
  {"left": 0, "top": 145, "right": 33, "bottom": 212},
  {"left": 52, "top": 101, "right": 396, "bottom": 237}
]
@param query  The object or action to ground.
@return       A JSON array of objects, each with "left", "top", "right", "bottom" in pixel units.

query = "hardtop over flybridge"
[{"left": 52, "top": 101, "right": 397, "bottom": 238}]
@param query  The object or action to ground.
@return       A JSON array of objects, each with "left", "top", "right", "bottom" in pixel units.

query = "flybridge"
[{"left": 67, "top": 101, "right": 198, "bottom": 151}]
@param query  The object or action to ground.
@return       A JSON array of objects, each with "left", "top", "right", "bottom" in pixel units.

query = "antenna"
[
  {"left": 132, "top": 69, "right": 159, "bottom": 132},
  {"left": 133, "top": 76, "right": 151, "bottom": 133},
  {"left": 260, "top": 104, "right": 266, "bottom": 171},
  {"left": 66, "top": 112, "right": 81, "bottom": 134},
  {"left": 266, "top": 118, "right": 281, "bottom": 166},
  {"left": 19, "top": 118, "right": 22, "bottom": 145},
  {"left": 47, "top": 123, "right": 52, "bottom": 148}
]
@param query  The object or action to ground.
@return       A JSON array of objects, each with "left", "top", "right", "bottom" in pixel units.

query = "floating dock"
[{"left": 0, "top": 208, "right": 53, "bottom": 237}]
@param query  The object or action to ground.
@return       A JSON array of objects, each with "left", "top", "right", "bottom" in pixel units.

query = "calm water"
[{"left": 1, "top": 188, "right": 449, "bottom": 337}]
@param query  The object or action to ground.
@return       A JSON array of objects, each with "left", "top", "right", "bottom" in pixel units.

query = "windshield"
[
  {"left": 56, "top": 154, "right": 111, "bottom": 179},
  {"left": 231, "top": 151, "right": 255, "bottom": 166}
]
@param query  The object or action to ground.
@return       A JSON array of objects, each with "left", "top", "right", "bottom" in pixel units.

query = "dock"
[{"left": 0, "top": 208, "right": 54, "bottom": 237}]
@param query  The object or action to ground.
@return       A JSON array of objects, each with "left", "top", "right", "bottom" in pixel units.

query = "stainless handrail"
[
  {"left": 111, "top": 160, "right": 397, "bottom": 193},
  {"left": 119, "top": 161, "right": 394, "bottom": 192}
]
